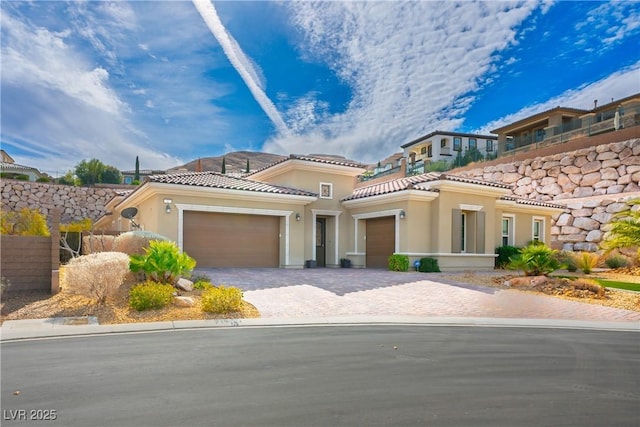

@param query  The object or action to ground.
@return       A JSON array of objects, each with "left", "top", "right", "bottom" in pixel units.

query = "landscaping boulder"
[
  {"left": 173, "top": 296, "right": 195, "bottom": 307},
  {"left": 506, "top": 276, "right": 548, "bottom": 289},
  {"left": 175, "top": 278, "right": 194, "bottom": 292}
]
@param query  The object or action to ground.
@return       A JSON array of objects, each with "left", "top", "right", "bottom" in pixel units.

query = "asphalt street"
[{"left": 2, "top": 325, "right": 639, "bottom": 427}]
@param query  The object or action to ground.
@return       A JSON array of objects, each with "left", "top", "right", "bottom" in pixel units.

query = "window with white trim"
[
  {"left": 501, "top": 216, "right": 514, "bottom": 246},
  {"left": 453, "top": 137, "right": 462, "bottom": 151},
  {"left": 319, "top": 182, "right": 333, "bottom": 199},
  {"left": 532, "top": 217, "right": 544, "bottom": 243}
]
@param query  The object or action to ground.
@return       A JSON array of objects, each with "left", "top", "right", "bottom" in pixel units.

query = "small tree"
[
  {"left": 134, "top": 156, "right": 140, "bottom": 182},
  {"left": 60, "top": 218, "right": 93, "bottom": 260},
  {"left": 0, "top": 208, "right": 50, "bottom": 236},
  {"left": 245, "top": 159, "right": 250, "bottom": 173},
  {"left": 101, "top": 165, "right": 122, "bottom": 184},
  {"left": 221, "top": 156, "right": 226, "bottom": 174}
]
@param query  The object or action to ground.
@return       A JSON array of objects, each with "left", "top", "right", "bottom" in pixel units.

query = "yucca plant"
[
  {"left": 129, "top": 240, "right": 196, "bottom": 284},
  {"left": 508, "top": 243, "right": 562, "bottom": 276},
  {"left": 573, "top": 252, "right": 599, "bottom": 274}
]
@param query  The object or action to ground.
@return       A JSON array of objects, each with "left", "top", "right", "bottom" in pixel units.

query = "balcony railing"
[{"left": 502, "top": 104, "right": 639, "bottom": 155}]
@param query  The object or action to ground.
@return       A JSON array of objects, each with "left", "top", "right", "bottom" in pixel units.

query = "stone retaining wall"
[
  {"left": 455, "top": 139, "right": 640, "bottom": 251},
  {"left": 0, "top": 180, "right": 116, "bottom": 224}
]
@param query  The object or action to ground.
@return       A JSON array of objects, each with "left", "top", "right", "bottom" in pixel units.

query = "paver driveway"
[{"left": 196, "top": 268, "right": 640, "bottom": 322}]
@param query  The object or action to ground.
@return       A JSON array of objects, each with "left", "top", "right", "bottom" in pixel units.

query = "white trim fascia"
[
  {"left": 311, "top": 209, "right": 343, "bottom": 262},
  {"left": 399, "top": 252, "right": 498, "bottom": 258},
  {"left": 175, "top": 204, "right": 294, "bottom": 266},
  {"left": 250, "top": 159, "right": 366, "bottom": 181},
  {"left": 459, "top": 203, "right": 483, "bottom": 211},
  {"left": 495, "top": 199, "right": 565, "bottom": 215},
  {"left": 342, "top": 190, "right": 438, "bottom": 208},
  {"left": 149, "top": 182, "right": 317, "bottom": 205},
  {"left": 424, "top": 181, "right": 511, "bottom": 197},
  {"left": 345, "top": 252, "right": 366, "bottom": 256}
]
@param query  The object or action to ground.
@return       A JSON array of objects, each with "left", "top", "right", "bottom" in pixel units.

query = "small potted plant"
[{"left": 340, "top": 258, "right": 352, "bottom": 268}]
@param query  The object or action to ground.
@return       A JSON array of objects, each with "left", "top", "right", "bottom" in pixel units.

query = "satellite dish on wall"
[
  {"left": 121, "top": 207, "right": 140, "bottom": 229},
  {"left": 121, "top": 207, "right": 138, "bottom": 219}
]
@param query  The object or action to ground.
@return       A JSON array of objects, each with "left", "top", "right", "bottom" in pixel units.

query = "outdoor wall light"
[
  {"left": 399, "top": 210, "right": 406, "bottom": 219},
  {"left": 164, "top": 198, "right": 172, "bottom": 214},
  {"left": 295, "top": 213, "right": 301, "bottom": 221}
]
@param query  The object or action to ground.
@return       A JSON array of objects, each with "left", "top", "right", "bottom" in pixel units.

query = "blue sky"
[{"left": 1, "top": 0, "right": 639, "bottom": 177}]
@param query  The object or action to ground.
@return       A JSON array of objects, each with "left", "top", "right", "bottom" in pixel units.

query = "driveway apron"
[{"left": 195, "top": 268, "right": 640, "bottom": 322}]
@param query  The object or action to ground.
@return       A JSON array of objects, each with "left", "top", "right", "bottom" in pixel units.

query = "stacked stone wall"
[
  {"left": 0, "top": 180, "right": 116, "bottom": 224},
  {"left": 455, "top": 139, "right": 640, "bottom": 251}
]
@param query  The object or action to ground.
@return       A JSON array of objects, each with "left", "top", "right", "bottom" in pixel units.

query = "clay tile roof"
[
  {"left": 114, "top": 189, "right": 133, "bottom": 197},
  {"left": 146, "top": 171, "right": 317, "bottom": 197},
  {"left": 249, "top": 154, "right": 366, "bottom": 176},
  {"left": 342, "top": 172, "right": 512, "bottom": 201},
  {"left": 500, "top": 195, "right": 566, "bottom": 209}
]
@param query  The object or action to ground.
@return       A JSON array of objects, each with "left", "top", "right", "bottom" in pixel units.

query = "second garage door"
[
  {"left": 183, "top": 211, "right": 280, "bottom": 268},
  {"left": 366, "top": 216, "right": 395, "bottom": 269}
]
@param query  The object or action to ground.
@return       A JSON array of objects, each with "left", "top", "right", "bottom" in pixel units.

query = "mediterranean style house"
[
  {"left": 95, "top": 154, "right": 563, "bottom": 270},
  {"left": 401, "top": 131, "right": 498, "bottom": 173}
]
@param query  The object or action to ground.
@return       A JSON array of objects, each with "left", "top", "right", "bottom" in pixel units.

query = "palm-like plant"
[
  {"left": 508, "top": 243, "right": 562, "bottom": 276},
  {"left": 601, "top": 199, "right": 640, "bottom": 256}
]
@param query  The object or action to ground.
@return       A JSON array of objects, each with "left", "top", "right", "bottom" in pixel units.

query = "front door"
[{"left": 316, "top": 218, "right": 326, "bottom": 267}]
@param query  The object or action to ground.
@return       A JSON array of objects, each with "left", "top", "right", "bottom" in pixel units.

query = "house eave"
[
  {"left": 250, "top": 159, "right": 366, "bottom": 181},
  {"left": 342, "top": 189, "right": 439, "bottom": 208}
]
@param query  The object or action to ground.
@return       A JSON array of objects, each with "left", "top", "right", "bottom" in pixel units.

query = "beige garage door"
[
  {"left": 366, "top": 216, "right": 395, "bottom": 269},
  {"left": 183, "top": 211, "right": 280, "bottom": 268}
]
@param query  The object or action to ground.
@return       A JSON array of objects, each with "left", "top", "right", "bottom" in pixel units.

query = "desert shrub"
[
  {"left": 555, "top": 250, "right": 577, "bottom": 272},
  {"left": 82, "top": 234, "right": 116, "bottom": 254},
  {"left": 129, "top": 281, "right": 175, "bottom": 311},
  {"left": 418, "top": 257, "right": 441, "bottom": 273},
  {"left": 64, "top": 252, "right": 130, "bottom": 304},
  {"left": 1, "top": 208, "right": 50, "bottom": 236},
  {"left": 193, "top": 280, "right": 213, "bottom": 290},
  {"left": 571, "top": 278, "right": 605, "bottom": 298},
  {"left": 189, "top": 272, "right": 211, "bottom": 283},
  {"left": 604, "top": 254, "right": 629, "bottom": 269},
  {"left": 495, "top": 245, "right": 520, "bottom": 269},
  {"left": 113, "top": 230, "right": 170, "bottom": 256},
  {"left": 129, "top": 240, "right": 196, "bottom": 284},
  {"left": 201, "top": 285, "right": 243, "bottom": 313},
  {"left": 508, "top": 243, "right": 562, "bottom": 276},
  {"left": 1, "top": 276, "right": 10, "bottom": 295},
  {"left": 387, "top": 254, "right": 409, "bottom": 272},
  {"left": 574, "top": 252, "right": 599, "bottom": 274}
]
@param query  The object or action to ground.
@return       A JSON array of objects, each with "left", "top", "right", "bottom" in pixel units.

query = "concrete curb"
[{"left": 1, "top": 316, "right": 638, "bottom": 341}]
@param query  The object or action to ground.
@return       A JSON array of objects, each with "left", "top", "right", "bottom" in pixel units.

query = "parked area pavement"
[
  {"left": 1, "top": 268, "right": 638, "bottom": 341},
  {"left": 200, "top": 268, "right": 640, "bottom": 322}
]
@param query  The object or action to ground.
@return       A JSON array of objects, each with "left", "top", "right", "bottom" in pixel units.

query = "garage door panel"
[
  {"left": 366, "top": 216, "right": 395, "bottom": 269},
  {"left": 184, "top": 211, "right": 279, "bottom": 268}
]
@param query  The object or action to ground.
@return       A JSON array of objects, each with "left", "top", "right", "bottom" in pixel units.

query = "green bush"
[
  {"left": 418, "top": 257, "right": 440, "bottom": 272},
  {"left": 201, "top": 285, "right": 243, "bottom": 313},
  {"left": 604, "top": 254, "right": 629, "bottom": 269},
  {"left": 555, "top": 250, "right": 577, "bottom": 272},
  {"left": 387, "top": 254, "right": 409, "bottom": 272},
  {"left": 495, "top": 245, "right": 520, "bottom": 269},
  {"left": 508, "top": 243, "right": 562, "bottom": 276},
  {"left": 193, "top": 280, "right": 213, "bottom": 290},
  {"left": 129, "top": 281, "right": 175, "bottom": 311},
  {"left": 129, "top": 240, "right": 196, "bottom": 284},
  {"left": 574, "top": 252, "right": 599, "bottom": 274}
]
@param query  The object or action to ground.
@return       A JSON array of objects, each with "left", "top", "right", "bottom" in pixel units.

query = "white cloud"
[
  {"left": 192, "top": 0, "right": 289, "bottom": 134},
  {"left": 264, "top": 1, "right": 543, "bottom": 162},
  {"left": 476, "top": 60, "right": 640, "bottom": 134}
]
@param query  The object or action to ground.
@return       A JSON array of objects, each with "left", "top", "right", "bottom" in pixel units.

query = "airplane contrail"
[{"left": 192, "top": 0, "right": 290, "bottom": 135}]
